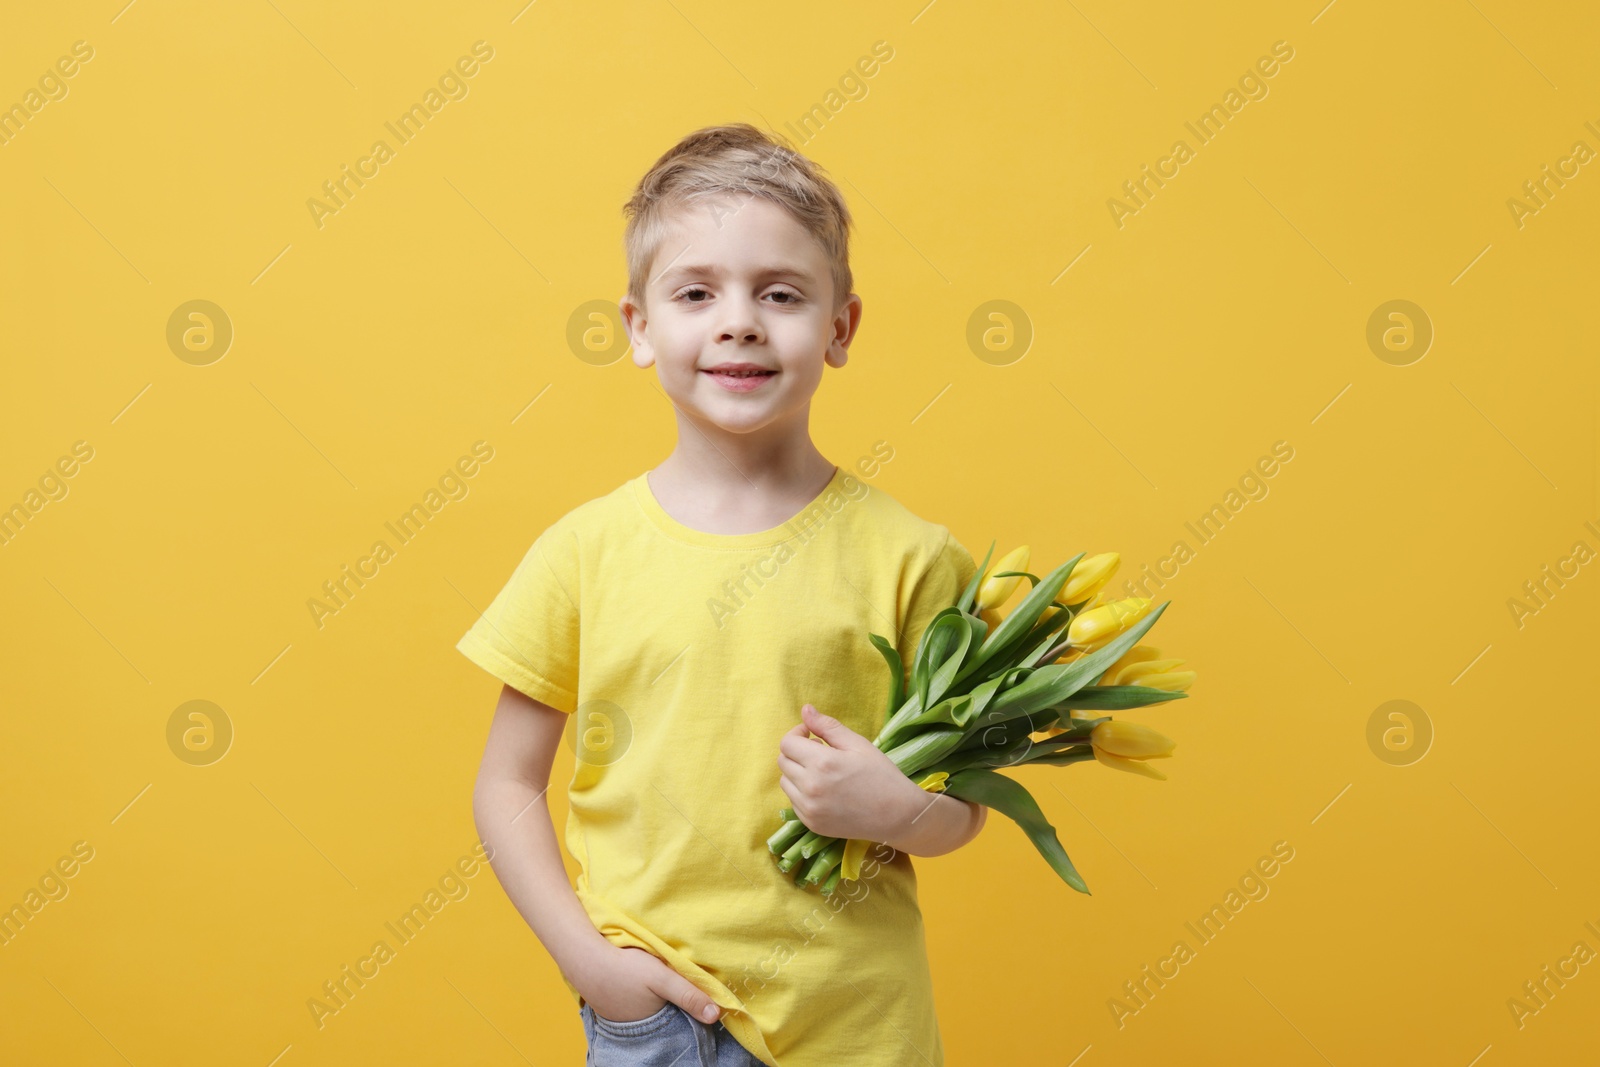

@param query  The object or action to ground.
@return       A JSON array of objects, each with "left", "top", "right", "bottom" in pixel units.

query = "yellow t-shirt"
[{"left": 455, "top": 463, "right": 976, "bottom": 1067}]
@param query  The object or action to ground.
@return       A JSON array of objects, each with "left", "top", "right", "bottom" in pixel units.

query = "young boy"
[{"left": 458, "top": 123, "right": 986, "bottom": 1067}]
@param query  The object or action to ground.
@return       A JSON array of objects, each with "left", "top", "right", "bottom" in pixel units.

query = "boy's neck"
[{"left": 648, "top": 422, "right": 838, "bottom": 535}]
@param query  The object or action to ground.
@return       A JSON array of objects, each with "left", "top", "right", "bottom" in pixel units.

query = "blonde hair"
[{"left": 621, "top": 123, "right": 854, "bottom": 312}]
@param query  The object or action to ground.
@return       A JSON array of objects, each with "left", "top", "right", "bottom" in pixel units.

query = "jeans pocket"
[
  {"left": 583, "top": 1001, "right": 700, "bottom": 1066},
  {"left": 589, "top": 1000, "right": 676, "bottom": 1037}
]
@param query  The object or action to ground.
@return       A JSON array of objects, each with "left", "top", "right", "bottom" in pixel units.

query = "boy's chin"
[{"left": 676, "top": 398, "right": 784, "bottom": 434}]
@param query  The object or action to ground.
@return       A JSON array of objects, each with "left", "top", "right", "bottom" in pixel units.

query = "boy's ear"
[
  {"left": 619, "top": 293, "right": 653, "bottom": 368},
  {"left": 826, "top": 293, "right": 863, "bottom": 369}
]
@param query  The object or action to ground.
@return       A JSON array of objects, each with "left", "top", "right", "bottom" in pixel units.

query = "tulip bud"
[
  {"left": 1067, "top": 597, "right": 1153, "bottom": 650},
  {"left": 1062, "top": 552, "right": 1119, "bottom": 605},
  {"left": 1095, "top": 644, "right": 1163, "bottom": 686},
  {"left": 1108, "top": 658, "right": 1185, "bottom": 687},
  {"left": 1090, "top": 720, "right": 1176, "bottom": 759},
  {"left": 975, "top": 546, "right": 1031, "bottom": 611},
  {"left": 978, "top": 607, "right": 1004, "bottom": 632},
  {"left": 1131, "top": 670, "right": 1196, "bottom": 692}
]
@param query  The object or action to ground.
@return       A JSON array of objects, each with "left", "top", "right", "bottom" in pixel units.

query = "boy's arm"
[
  {"left": 882, "top": 791, "right": 987, "bottom": 858},
  {"left": 472, "top": 685, "right": 613, "bottom": 988},
  {"left": 779, "top": 705, "right": 987, "bottom": 859},
  {"left": 473, "top": 684, "right": 723, "bottom": 1024}
]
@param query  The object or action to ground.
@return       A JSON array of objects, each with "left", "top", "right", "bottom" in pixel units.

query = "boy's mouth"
[{"left": 701, "top": 364, "right": 778, "bottom": 391}]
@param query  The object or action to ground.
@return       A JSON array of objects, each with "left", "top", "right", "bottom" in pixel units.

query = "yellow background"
[{"left": 3, "top": 1, "right": 1597, "bottom": 1063}]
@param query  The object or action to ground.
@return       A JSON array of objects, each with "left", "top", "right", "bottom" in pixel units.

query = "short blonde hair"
[{"left": 621, "top": 123, "right": 854, "bottom": 312}]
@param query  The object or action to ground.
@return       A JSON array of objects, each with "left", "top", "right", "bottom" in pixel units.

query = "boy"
[{"left": 459, "top": 123, "right": 986, "bottom": 1067}]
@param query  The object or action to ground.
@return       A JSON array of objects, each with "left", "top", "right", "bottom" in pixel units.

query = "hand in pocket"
[{"left": 583, "top": 945, "right": 720, "bottom": 1025}]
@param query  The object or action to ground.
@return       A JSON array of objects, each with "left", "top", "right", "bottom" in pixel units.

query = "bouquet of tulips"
[{"left": 767, "top": 543, "right": 1196, "bottom": 896}]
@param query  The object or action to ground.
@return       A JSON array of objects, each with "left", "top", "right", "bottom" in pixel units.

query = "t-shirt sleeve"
[
  {"left": 896, "top": 530, "right": 979, "bottom": 679},
  {"left": 455, "top": 525, "right": 581, "bottom": 714}
]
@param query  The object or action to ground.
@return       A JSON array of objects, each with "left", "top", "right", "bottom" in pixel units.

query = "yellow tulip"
[
  {"left": 1090, "top": 720, "right": 1176, "bottom": 759},
  {"left": 1062, "top": 552, "right": 1119, "bottom": 605},
  {"left": 975, "top": 546, "right": 1031, "bottom": 611},
  {"left": 1131, "top": 670, "right": 1196, "bottom": 692},
  {"left": 1094, "top": 748, "right": 1168, "bottom": 780},
  {"left": 1091, "top": 719, "right": 1174, "bottom": 781},
  {"left": 978, "top": 607, "right": 1005, "bottom": 632},
  {"left": 841, "top": 772, "right": 951, "bottom": 880},
  {"left": 1067, "top": 597, "right": 1154, "bottom": 650},
  {"left": 1095, "top": 644, "right": 1163, "bottom": 685},
  {"left": 1108, "top": 658, "right": 1186, "bottom": 687}
]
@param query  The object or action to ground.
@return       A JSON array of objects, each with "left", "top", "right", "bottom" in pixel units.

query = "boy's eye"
[{"left": 672, "top": 287, "right": 803, "bottom": 304}]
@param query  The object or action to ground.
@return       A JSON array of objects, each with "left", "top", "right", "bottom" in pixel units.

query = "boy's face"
[{"left": 620, "top": 195, "right": 862, "bottom": 438}]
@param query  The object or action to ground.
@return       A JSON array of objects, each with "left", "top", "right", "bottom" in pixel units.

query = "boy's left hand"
[{"left": 777, "top": 703, "right": 924, "bottom": 842}]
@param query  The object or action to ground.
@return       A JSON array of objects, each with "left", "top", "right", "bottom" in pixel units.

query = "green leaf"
[
  {"left": 958, "top": 554, "right": 1085, "bottom": 682},
  {"left": 925, "top": 614, "right": 987, "bottom": 708},
  {"left": 879, "top": 660, "right": 1025, "bottom": 753},
  {"left": 984, "top": 602, "right": 1172, "bottom": 721},
  {"left": 1020, "top": 748, "right": 1098, "bottom": 767},
  {"left": 1016, "top": 608, "right": 1074, "bottom": 667},
  {"left": 953, "top": 709, "right": 1059, "bottom": 758},
  {"left": 867, "top": 633, "right": 905, "bottom": 725},
  {"left": 931, "top": 734, "right": 1097, "bottom": 775},
  {"left": 928, "top": 728, "right": 1047, "bottom": 775},
  {"left": 893, "top": 692, "right": 977, "bottom": 735},
  {"left": 909, "top": 608, "right": 967, "bottom": 711},
  {"left": 943, "top": 768, "right": 1091, "bottom": 895},
  {"left": 1011, "top": 736, "right": 1094, "bottom": 757},
  {"left": 872, "top": 687, "right": 927, "bottom": 749},
  {"left": 990, "top": 569, "right": 1040, "bottom": 585},
  {"left": 1060, "top": 685, "right": 1188, "bottom": 711},
  {"left": 956, "top": 541, "right": 998, "bottom": 615}
]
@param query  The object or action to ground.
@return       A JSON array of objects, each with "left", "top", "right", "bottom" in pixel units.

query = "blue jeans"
[{"left": 580, "top": 1001, "right": 765, "bottom": 1066}]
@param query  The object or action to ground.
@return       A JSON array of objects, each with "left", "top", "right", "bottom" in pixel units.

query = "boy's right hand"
[{"left": 583, "top": 945, "right": 723, "bottom": 1026}]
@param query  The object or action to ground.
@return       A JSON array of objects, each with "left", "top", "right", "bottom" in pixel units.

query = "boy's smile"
[{"left": 621, "top": 195, "right": 861, "bottom": 439}]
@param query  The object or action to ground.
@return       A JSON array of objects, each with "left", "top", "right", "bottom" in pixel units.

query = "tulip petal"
[
  {"left": 1134, "top": 670, "right": 1196, "bottom": 692},
  {"left": 1113, "top": 659, "right": 1186, "bottom": 685},
  {"left": 1068, "top": 598, "right": 1154, "bottom": 649},
  {"left": 975, "top": 546, "right": 1031, "bottom": 610},
  {"left": 1062, "top": 552, "right": 1120, "bottom": 604},
  {"left": 1094, "top": 748, "right": 1168, "bottom": 780},
  {"left": 1096, "top": 644, "right": 1162, "bottom": 685},
  {"left": 841, "top": 838, "right": 869, "bottom": 881}
]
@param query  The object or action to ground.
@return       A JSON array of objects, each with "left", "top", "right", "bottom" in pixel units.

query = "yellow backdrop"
[{"left": 3, "top": 1, "right": 1596, "bottom": 1063}]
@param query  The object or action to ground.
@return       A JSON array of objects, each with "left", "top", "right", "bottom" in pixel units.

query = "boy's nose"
[{"left": 714, "top": 298, "right": 764, "bottom": 343}]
